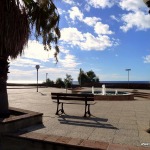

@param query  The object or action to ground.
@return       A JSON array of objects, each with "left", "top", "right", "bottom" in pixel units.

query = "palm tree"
[{"left": 0, "top": 0, "right": 60, "bottom": 117}]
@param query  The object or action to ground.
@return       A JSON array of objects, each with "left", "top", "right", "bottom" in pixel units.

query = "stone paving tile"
[
  {"left": 137, "top": 121, "right": 149, "bottom": 130},
  {"left": 49, "top": 129, "right": 69, "bottom": 136},
  {"left": 44, "top": 134, "right": 60, "bottom": 142},
  {"left": 80, "top": 140, "right": 109, "bottom": 149},
  {"left": 117, "top": 123, "right": 138, "bottom": 130},
  {"left": 67, "top": 138, "right": 83, "bottom": 145},
  {"left": 65, "top": 131, "right": 92, "bottom": 139},
  {"left": 115, "top": 129, "right": 139, "bottom": 137},
  {"left": 119, "top": 119, "right": 137, "bottom": 125},
  {"left": 88, "top": 128, "right": 117, "bottom": 143},
  {"left": 107, "top": 143, "right": 139, "bottom": 150},
  {"left": 139, "top": 131, "right": 150, "bottom": 144},
  {"left": 113, "top": 134, "right": 141, "bottom": 146}
]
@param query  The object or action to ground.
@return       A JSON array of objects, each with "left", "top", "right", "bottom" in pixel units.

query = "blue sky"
[{"left": 8, "top": 0, "right": 150, "bottom": 83}]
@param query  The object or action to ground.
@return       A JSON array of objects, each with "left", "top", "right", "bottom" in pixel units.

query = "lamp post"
[
  {"left": 79, "top": 68, "right": 82, "bottom": 88},
  {"left": 46, "top": 73, "right": 48, "bottom": 82},
  {"left": 143, "top": 0, "right": 150, "bottom": 13},
  {"left": 46, "top": 73, "right": 48, "bottom": 87},
  {"left": 125, "top": 69, "right": 131, "bottom": 89},
  {"left": 35, "top": 65, "right": 40, "bottom": 92}
]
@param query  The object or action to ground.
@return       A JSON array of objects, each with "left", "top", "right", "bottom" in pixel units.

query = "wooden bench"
[{"left": 51, "top": 93, "right": 95, "bottom": 117}]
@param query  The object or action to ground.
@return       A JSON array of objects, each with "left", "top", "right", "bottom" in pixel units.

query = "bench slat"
[
  {"left": 51, "top": 93, "right": 94, "bottom": 101},
  {"left": 51, "top": 93, "right": 94, "bottom": 97},
  {"left": 52, "top": 96, "right": 94, "bottom": 101}
]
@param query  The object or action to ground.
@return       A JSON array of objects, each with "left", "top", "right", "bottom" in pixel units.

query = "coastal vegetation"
[{"left": 43, "top": 70, "right": 99, "bottom": 87}]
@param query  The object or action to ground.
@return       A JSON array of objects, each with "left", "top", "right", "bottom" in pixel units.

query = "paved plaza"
[{"left": 7, "top": 86, "right": 150, "bottom": 148}]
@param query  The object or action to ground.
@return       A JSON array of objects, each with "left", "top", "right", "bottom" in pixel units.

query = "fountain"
[
  {"left": 115, "top": 90, "right": 118, "bottom": 95},
  {"left": 80, "top": 84, "right": 134, "bottom": 101},
  {"left": 92, "top": 86, "right": 94, "bottom": 94},
  {"left": 102, "top": 84, "right": 106, "bottom": 95}
]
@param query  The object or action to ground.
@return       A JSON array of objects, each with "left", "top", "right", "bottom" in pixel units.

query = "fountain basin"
[
  {"left": 94, "top": 93, "right": 134, "bottom": 101},
  {"left": 75, "top": 91, "right": 134, "bottom": 101}
]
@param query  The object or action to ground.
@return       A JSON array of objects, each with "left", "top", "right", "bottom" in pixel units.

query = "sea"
[{"left": 72, "top": 81, "right": 150, "bottom": 85}]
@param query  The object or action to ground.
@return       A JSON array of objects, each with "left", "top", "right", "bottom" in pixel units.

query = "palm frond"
[{"left": 0, "top": 0, "right": 60, "bottom": 60}]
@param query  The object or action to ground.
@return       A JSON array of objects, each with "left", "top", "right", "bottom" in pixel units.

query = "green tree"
[
  {"left": 86, "top": 70, "right": 96, "bottom": 82},
  {"left": 78, "top": 69, "right": 100, "bottom": 85},
  {"left": 56, "top": 78, "right": 64, "bottom": 88},
  {"left": 0, "top": 0, "right": 60, "bottom": 117},
  {"left": 45, "top": 78, "right": 54, "bottom": 87},
  {"left": 87, "top": 70, "right": 100, "bottom": 82},
  {"left": 64, "top": 74, "right": 73, "bottom": 88},
  {"left": 78, "top": 69, "right": 90, "bottom": 85}
]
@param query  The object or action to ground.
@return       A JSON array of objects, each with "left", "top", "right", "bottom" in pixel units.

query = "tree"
[
  {"left": 86, "top": 70, "right": 96, "bottom": 82},
  {"left": 78, "top": 69, "right": 90, "bottom": 85},
  {"left": 64, "top": 74, "right": 73, "bottom": 88},
  {"left": 78, "top": 69, "right": 100, "bottom": 85},
  {"left": 43, "top": 78, "right": 54, "bottom": 87},
  {"left": 0, "top": 0, "right": 60, "bottom": 117},
  {"left": 56, "top": 78, "right": 64, "bottom": 88},
  {"left": 87, "top": 70, "right": 99, "bottom": 82}
]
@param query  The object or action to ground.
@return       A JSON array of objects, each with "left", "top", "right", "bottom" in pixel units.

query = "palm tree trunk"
[{"left": 0, "top": 56, "right": 9, "bottom": 118}]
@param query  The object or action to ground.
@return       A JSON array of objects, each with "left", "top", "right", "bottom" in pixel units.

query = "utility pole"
[
  {"left": 35, "top": 65, "right": 40, "bottom": 92},
  {"left": 125, "top": 69, "right": 131, "bottom": 89}
]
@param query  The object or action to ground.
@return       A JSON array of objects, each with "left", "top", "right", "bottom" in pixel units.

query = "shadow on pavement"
[{"left": 58, "top": 115, "right": 118, "bottom": 130}]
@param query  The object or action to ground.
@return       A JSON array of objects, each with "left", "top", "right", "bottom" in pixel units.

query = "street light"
[
  {"left": 143, "top": 0, "right": 150, "bottom": 13},
  {"left": 46, "top": 73, "right": 48, "bottom": 82},
  {"left": 125, "top": 69, "right": 131, "bottom": 89},
  {"left": 35, "top": 65, "right": 40, "bottom": 92},
  {"left": 46, "top": 73, "right": 48, "bottom": 87},
  {"left": 79, "top": 68, "right": 82, "bottom": 88}
]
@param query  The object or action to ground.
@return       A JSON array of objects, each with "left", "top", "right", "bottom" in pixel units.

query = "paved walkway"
[{"left": 7, "top": 87, "right": 150, "bottom": 149}]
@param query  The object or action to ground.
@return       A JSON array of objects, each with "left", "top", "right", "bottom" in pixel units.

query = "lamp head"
[{"left": 35, "top": 65, "right": 40, "bottom": 70}]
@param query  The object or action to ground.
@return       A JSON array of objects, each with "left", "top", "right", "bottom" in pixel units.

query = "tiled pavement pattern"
[{"left": 7, "top": 87, "right": 150, "bottom": 149}]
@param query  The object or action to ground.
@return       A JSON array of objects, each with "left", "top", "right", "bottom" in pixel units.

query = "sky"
[{"left": 8, "top": 0, "right": 150, "bottom": 83}]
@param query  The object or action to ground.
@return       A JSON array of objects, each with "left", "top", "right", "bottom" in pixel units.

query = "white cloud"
[
  {"left": 144, "top": 55, "right": 150, "bottom": 63},
  {"left": 9, "top": 68, "right": 34, "bottom": 77},
  {"left": 88, "top": 0, "right": 115, "bottom": 9},
  {"left": 110, "top": 15, "right": 120, "bottom": 22},
  {"left": 62, "top": 0, "right": 74, "bottom": 5},
  {"left": 119, "top": 0, "right": 146, "bottom": 12},
  {"left": 118, "top": 0, "right": 150, "bottom": 32},
  {"left": 60, "top": 27, "right": 84, "bottom": 44},
  {"left": 60, "top": 27, "right": 115, "bottom": 51},
  {"left": 94, "top": 22, "right": 114, "bottom": 35},
  {"left": 59, "top": 54, "right": 81, "bottom": 68},
  {"left": 23, "top": 40, "right": 55, "bottom": 61},
  {"left": 80, "top": 33, "right": 113, "bottom": 51},
  {"left": 8, "top": 68, "right": 37, "bottom": 83},
  {"left": 10, "top": 58, "right": 40, "bottom": 67},
  {"left": 68, "top": 6, "right": 83, "bottom": 21},
  {"left": 120, "top": 11, "right": 150, "bottom": 32},
  {"left": 83, "top": 17, "right": 101, "bottom": 26},
  {"left": 57, "top": 8, "right": 66, "bottom": 15}
]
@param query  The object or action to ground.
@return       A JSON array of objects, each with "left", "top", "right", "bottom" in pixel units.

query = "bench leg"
[
  {"left": 55, "top": 102, "right": 60, "bottom": 115},
  {"left": 61, "top": 103, "right": 65, "bottom": 114},
  {"left": 84, "top": 104, "right": 91, "bottom": 117},
  {"left": 84, "top": 104, "right": 87, "bottom": 117},
  {"left": 56, "top": 102, "right": 65, "bottom": 115},
  {"left": 87, "top": 104, "right": 91, "bottom": 116}
]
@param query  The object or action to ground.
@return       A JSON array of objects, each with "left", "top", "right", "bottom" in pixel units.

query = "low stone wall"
[
  {"left": 0, "top": 107, "right": 43, "bottom": 134},
  {"left": 1, "top": 132, "right": 144, "bottom": 150}
]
